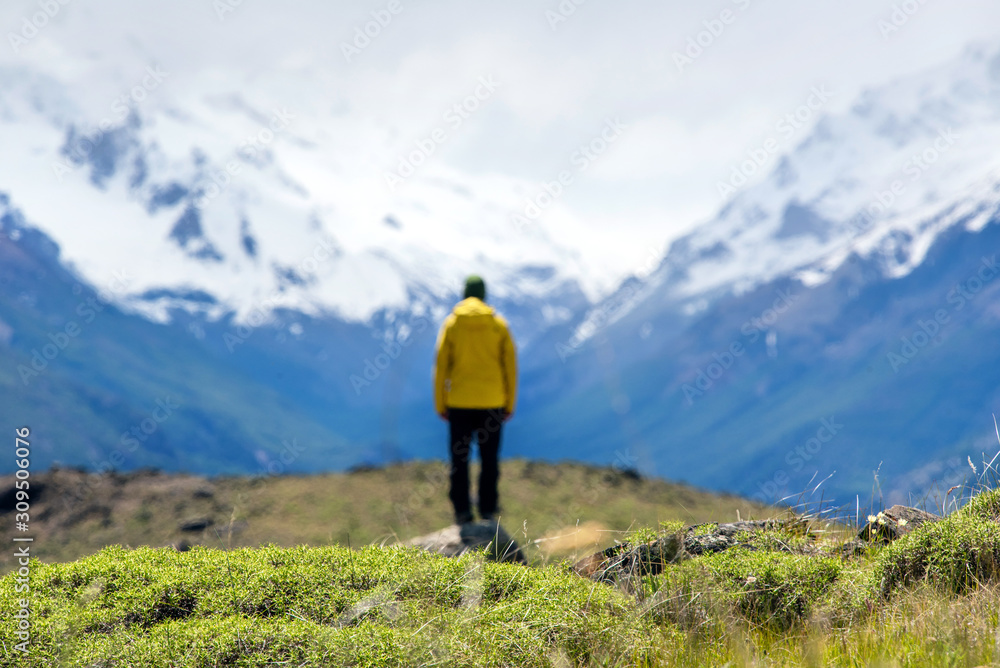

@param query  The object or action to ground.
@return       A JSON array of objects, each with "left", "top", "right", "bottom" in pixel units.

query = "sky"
[{"left": 2, "top": 0, "right": 1000, "bottom": 286}]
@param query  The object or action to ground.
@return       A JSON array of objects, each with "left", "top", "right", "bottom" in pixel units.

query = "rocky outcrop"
[
  {"left": 838, "top": 505, "right": 943, "bottom": 556},
  {"left": 573, "top": 534, "right": 684, "bottom": 584},
  {"left": 683, "top": 520, "right": 794, "bottom": 555},
  {"left": 573, "top": 506, "right": 946, "bottom": 584},
  {"left": 573, "top": 519, "right": 816, "bottom": 585},
  {"left": 857, "top": 505, "right": 940, "bottom": 544},
  {"left": 406, "top": 520, "right": 527, "bottom": 564}
]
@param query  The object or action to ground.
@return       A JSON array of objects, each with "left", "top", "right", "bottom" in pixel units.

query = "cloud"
[{"left": 2, "top": 0, "right": 999, "bottom": 287}]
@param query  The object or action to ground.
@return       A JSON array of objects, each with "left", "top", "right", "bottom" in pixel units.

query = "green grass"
[
  {"left": 654, "top": 549, "right": 843, "bottom": 631},
  {"left": 0, "top": 460, "right": 769, "bottom": 573},
  {"left": 873, "top": 488, "right": 1000, "bottom": 597},
  {"left": 6, "top": 521, "right": 1000, "bottom": 666},
  {"left": 8, "top": 480, "right": 1000, "bottom": 665},
  {"left": 1, "top": 544, "right": 657, "bottom": 667}
]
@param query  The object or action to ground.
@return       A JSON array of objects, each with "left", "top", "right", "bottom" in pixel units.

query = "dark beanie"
[{"left": 463, "top": 275, "right": 486, "bottom": 301}]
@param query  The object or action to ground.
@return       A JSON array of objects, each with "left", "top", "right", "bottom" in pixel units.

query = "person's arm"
[
  {"left": 500, "top": 321, "right": 517, "bottom": 420},
  {"left": 433, "top": 317, "right": 453, "bottom": 419}
]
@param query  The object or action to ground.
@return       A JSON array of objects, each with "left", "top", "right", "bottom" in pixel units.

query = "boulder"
[
  {"left": 857, "top": 505, "right": 940, "bottom": 544},
  {"left": 407, "top": 520, "right": 527, "bottom": 564},
  {"left": 573, "top": 534, "right": 684, "bottom": 585},
  {"left": 178, "top": 516, "right": 213, "bottom": 532}
]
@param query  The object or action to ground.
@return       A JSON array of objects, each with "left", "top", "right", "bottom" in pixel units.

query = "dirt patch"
[{"left": 535, "top": 521, "right": 608, "bottom": 559}]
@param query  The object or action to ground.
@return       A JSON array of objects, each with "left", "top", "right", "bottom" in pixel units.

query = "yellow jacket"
[{"left": 434, "top": 298, "right": 517, "bottom": 415}]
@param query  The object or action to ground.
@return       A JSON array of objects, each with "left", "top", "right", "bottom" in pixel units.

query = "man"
[{"left": 434, "top": 275, "right": 517, "bottom": 525}]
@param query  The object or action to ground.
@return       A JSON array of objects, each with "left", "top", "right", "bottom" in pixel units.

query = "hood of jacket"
[{"left": 451, "top": 297, "right": 495, "bottom": 318}]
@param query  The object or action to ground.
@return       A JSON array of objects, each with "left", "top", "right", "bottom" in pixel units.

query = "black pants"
[{"left": 448, "top": 408, "right": 504, "bottom": 520}]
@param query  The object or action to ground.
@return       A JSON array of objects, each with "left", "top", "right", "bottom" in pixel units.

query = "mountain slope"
[
  {"left": 0, "top": 202, "right": 367, "bottom": 473},
  {"left": 0, "top": 57, "right": 611, "bottom": 330},
  {"left": 520, "top": 45, "right": 1000, "bottom": 505}
]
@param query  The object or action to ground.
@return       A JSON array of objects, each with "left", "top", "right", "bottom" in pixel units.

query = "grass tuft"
[{"left": 874, "top": 511, "right": 1000, "bottom": 597}]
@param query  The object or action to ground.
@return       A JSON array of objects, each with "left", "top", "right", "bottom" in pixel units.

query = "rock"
[
  {"left": 857, "top": 505, "right": 940, "bottom": 544},
  {"left": 838, "top": 538, "right": 869, "bottom": 558},
  {"left": 573, "top": 518, "right": 813, "bottom": 585},
  {"left": 178, "top": 516, "right": 213, "bottom": 532},
  {"left": 572, "top": 534, "right": 684, "bottom": 585},
  {"left": 407, "top": 520, "right": 527, "bottom": 564},
  {"left": 684, "top": 520, "right": 791, "bottom": 555},
  {"left": 599, "top": 467, "right": 643, "bottom": 488},
  {"left": 0, "top": 481, "right": 46, "bottom": 513}
]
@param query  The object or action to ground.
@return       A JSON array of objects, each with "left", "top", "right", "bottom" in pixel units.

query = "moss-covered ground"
[{"left": 5, "top": 488, "right": 1000, "bottom": 666}]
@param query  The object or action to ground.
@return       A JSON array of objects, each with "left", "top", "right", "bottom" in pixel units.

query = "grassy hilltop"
[
  {"left": 0, "top": 458, "right": 764, "bottom": 573},
  {"left": 5, "top": 461, "right": 1000, "bottom": 666}
]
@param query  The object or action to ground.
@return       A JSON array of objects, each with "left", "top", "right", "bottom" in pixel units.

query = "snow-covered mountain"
[
  {"left": 532, "top": 44, "right": 1000, "bottom": 506},
  {"left": 0, "top": 54, "right": 617, "bottom": 342},
  {"left": 4, "top": 9, "right": 999, "bottom": 351},
  {"left": 570, "top": 44, "right": 1000, "bottom": 347}
]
